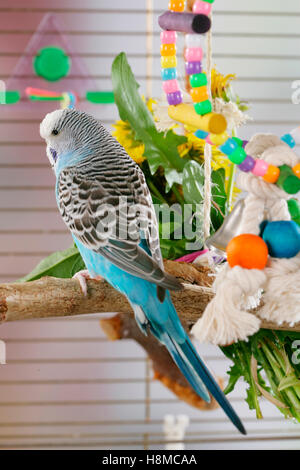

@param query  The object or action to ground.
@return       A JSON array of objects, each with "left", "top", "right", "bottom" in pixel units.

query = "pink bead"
[
  {"left": 193, "top": 1, "right": 212, "bottom": 15},
  {"left": 205, "top": 135, "right": 213, "bottom": 145},
  {"left": 162, "top": 79, "right": 180, "bottom": 94},
  {"left": 184, "top": 47, "right": 203, "bottom": 62},
  {"left": 160, "top": 30, "right": 177, "bottom": 44},
  {"left": 252, "top": 159, "right": 269, "bottom": 177}
]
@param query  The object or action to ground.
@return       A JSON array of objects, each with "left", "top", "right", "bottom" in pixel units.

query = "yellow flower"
[
  {"left": 112, "top": 120, "right": 146, "bottom": 164},
  {"left": 211, "top": 68, "right": 236, "bottom": 100},
  {"left": 112, "top": 98, "right": 156, "bottom": 165}
]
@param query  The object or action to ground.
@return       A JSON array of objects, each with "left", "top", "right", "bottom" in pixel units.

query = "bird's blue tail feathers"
[{"left": 131, "top": 293, "right": 246, "bottom": 435}]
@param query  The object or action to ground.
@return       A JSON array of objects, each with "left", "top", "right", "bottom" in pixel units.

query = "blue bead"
[
  {"left": 195, "top": 129, "right": 209, "bottom": 139},
  {"left": 281, "top": 133, "right": 296, "bottom": 148},
  {"left": 262, "top": 220, "right": 300, "bottom": 258},
  {"left": 161, "top": 68, "right": 177, "bottom": 81},
  {"left": 219, "top": 138, "right": 238, "bottom": 156}
]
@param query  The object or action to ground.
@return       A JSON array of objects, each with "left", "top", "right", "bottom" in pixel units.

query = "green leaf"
[
  {"left": 111, "top": 53, "right": 186, "bottom": 189},
  {"left": 211, "top": 168, "right": 227, "bottom": 231},
  {"left": 19, "top": 245, "right": 85, "bottom": 282},
  {"left": 182, "top": 160, "right": 204, "bottom": 205}
]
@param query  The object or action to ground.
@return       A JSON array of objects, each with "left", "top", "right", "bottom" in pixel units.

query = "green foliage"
[
  {"left": 19, "top": 245, "right": 85, "bottom": 282},
  {"left": 112, "top": 53, "right": 186, "bottom": 190},
  {"left": 222, "top": 330, "right": 300, "bottom": 421}
]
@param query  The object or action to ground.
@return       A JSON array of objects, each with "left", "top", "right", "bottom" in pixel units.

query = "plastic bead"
[
  {"left": 168, "top": 0, "right": 186, "bottom": 12},
  {"left": 209, "top": 132, "right": 228, "bottom": 146},
  {"left": 219, "top": 138, "right": 238, "bottom": 156},
  {"left": 185, "top": 61, "right": 202, "bottom": 75},
  {"left": 185, "top": 34, "right": 202, "bottom": 48},
  {"left": 195, "top": 129, "right": 209, "bottom": 139},
  {"left": 161, "top": 67, "right": 177, "bottom": 81},
  {"left": 242, "top": 140, "right": 249, "bottom": 148},
  {"left": 190, "top": 86, "right": 209, "bottom": 102},
  {"left": 205, "top": 135, "right": 213, "bottom": 145},
  {"left": 193, "top": 0, "right": 212, "bottom": 15},
  {"left": 263, "top": 164, "right": 280, "bottom": 183},
  {"left": 252, "top": 159, "right": 269, "bottom": 177},
  {"left": 194, "top": 99, "right": 212, "bottom": 115},
  {"left": 184, "top": 47, "right": 203, "bottom": 62},
  {"left": 238, "top": 155, "right": 255, "bottom": 172},
  {"left": 262, "top": 221, "right": 300, "bottom": 258},
  {"left": 167, "top": 90, "right": 183, "bottom": 105},
  {"left": 228, "top": 147, "right": 247, "bottom": 165},
  {"left": 287, "top": 199, "right": 300, "bottom": 226},
  {"left": 281, "top": 133, "right": 296, "bottom": 148},
  {"left": 292, "top": 163, "right": 300, "bottom": 178},
  {"left": 160, "top": 31, "right": 177, "bottom": 44},
  {"left": 232, "top": 136, "right": 243, "bottom": 147},
  {"left": 276, "top": 164, "right": 300, "bottom": 195},
  {"left": 189, "top": 73, "right": 207, "bottom": 88},
  {"left": 163, "top": 79, "right": 180, "bottom": 94},
  {"left": 161, "top": 56, "right": 177, "bottom": 68},
  {"left": 226, "top": 234, "right": 269, "bottom": 269},
  {"left": 160, "top": 43, "right": 176, "bottom": 56}
]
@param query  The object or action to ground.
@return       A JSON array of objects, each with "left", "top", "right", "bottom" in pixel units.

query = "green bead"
[
  {"left": 276, "top": 165, "right": 300, "bottom": 195},
  {"left": 203, "top": 0, "right": 214, "bottom": 3},
  {"left": 33, "top": 46, "right": 71, "bottom": 82},
  {"left": 194, "top": 99, "right": 212, "bottom": 115},
  {"left": 288, "top": 199, "right": 300, "bottom": 226},
  {"left": 232, "top": 136, "right": 243, "bottom": 147},
  {"left": 228, "top": 147, "right": 247, "bottom": 164},
  {"left": 0, "top": 91, "right": 20, "bottom": 104},
  {"left": 86, "top": 91, "right": 115, "bottom": 104},
  {"left": 189, "top": 73, "right": 207, "bottom": 89}
]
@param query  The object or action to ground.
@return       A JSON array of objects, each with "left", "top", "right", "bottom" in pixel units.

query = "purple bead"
[
  {"left": 238, "top": 155, "right": 256, "bottom": 172},
  {"left": 185, "top": 61, "right": 202, "bottom": 75},
  {"left": 167, "top": 91, "right": 183, "bottom": 106},
  {"left": 242, "top": 140, "right": 249, "bottom": 148}
]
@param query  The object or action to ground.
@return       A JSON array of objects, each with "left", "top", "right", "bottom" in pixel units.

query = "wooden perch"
[
  {"left": 100, "top": 313, "right": 220, "bottom": 411},
  {"left": 0, "top": 259, "right": 299, "bottom": 332}
]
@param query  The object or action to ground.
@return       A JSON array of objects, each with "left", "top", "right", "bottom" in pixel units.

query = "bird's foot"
[{"left": 73, "top": 270, "right": 102, "bottom": 296}]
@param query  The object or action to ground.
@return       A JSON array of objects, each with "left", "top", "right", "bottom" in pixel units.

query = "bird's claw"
[{"left": 73, "top": 270, "right": 102, "bottom": 296}]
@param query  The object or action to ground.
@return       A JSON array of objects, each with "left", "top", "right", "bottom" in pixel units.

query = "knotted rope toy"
[{"left": 192, "top": 133, "right": 300, "bottom": 346}]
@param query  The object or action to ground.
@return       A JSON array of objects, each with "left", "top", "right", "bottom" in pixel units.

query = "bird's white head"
[{"left": 40, "top": 108, "right": 102, "bottom": 170}]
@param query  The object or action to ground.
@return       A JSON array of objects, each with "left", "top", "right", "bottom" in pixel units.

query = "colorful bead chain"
[
  {"left": 160, "top": 30, "right": 182, "bottom": 106},
  {"left": 194, "top": 129, "right": 300, "bottom": 194}
]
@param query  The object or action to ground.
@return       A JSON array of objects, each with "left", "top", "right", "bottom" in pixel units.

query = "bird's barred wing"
[{"left": 58, "top": 160, "right": 182, "bottom": 295}]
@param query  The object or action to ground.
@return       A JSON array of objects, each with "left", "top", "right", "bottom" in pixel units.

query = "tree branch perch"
[{"left": 0, "top": 260, "right": 299, "bottom": 332}]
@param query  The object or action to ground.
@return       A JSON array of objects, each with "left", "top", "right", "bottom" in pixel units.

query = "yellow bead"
[
  {"left": 161, "top": 56, "right": 177, "bottom": 68},
  {"left": 168, "top": 0, "right": 185, "bottom": 12},
  {"left": 293, "top": 163, "right": 300, "bottom": 178},
  {"left": 209, "top": 132, "right": 229, "bottom": 146},
  {"left": 160, "top": 43, "right": 176, "bottom": 57}
]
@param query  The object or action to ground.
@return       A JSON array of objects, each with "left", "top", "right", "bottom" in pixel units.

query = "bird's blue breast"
[{"left": 73, "top": 236, "right": 157, "bottom": 306}]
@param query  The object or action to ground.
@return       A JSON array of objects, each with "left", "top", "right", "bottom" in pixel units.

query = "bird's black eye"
[{"left": 52, "top": 129, "right": 59, "bottom": 136}]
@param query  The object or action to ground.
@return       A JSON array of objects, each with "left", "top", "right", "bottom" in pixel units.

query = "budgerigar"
[{"left": 40, "top": 108, "right": 245, "bottom": 434}]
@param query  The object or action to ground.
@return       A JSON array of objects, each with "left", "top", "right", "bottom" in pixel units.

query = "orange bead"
[
  {"left": 293, "top": 163, "right": 300, "bottom": 178},
  {"left": 226, "top": 234, "right": 269, "bottom": 270},
  {"left": 168, "top": 0, "right": 186, "bottom": 12},
  {"left": 160, "top": 43, "right": 176, "bottom": 57},
  {"left": 190, "top": 86, "right": 209, "bottom": 103},
  {"left": 263, "top": 164, "right": 280, "bottom": 183}
]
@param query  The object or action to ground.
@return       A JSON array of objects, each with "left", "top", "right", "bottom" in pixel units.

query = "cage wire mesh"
[{"left": 0, "top": 0, "right": 300, "bottom": 450}]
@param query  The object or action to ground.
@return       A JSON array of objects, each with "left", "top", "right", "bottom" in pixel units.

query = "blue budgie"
[{"left": 40, "top": 108, "right": 245, "bottom": 434}]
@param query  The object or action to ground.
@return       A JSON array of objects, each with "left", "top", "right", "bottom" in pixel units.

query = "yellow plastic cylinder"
[{"left": 168, "top": 103, "right": 227, "bottom": 134}]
